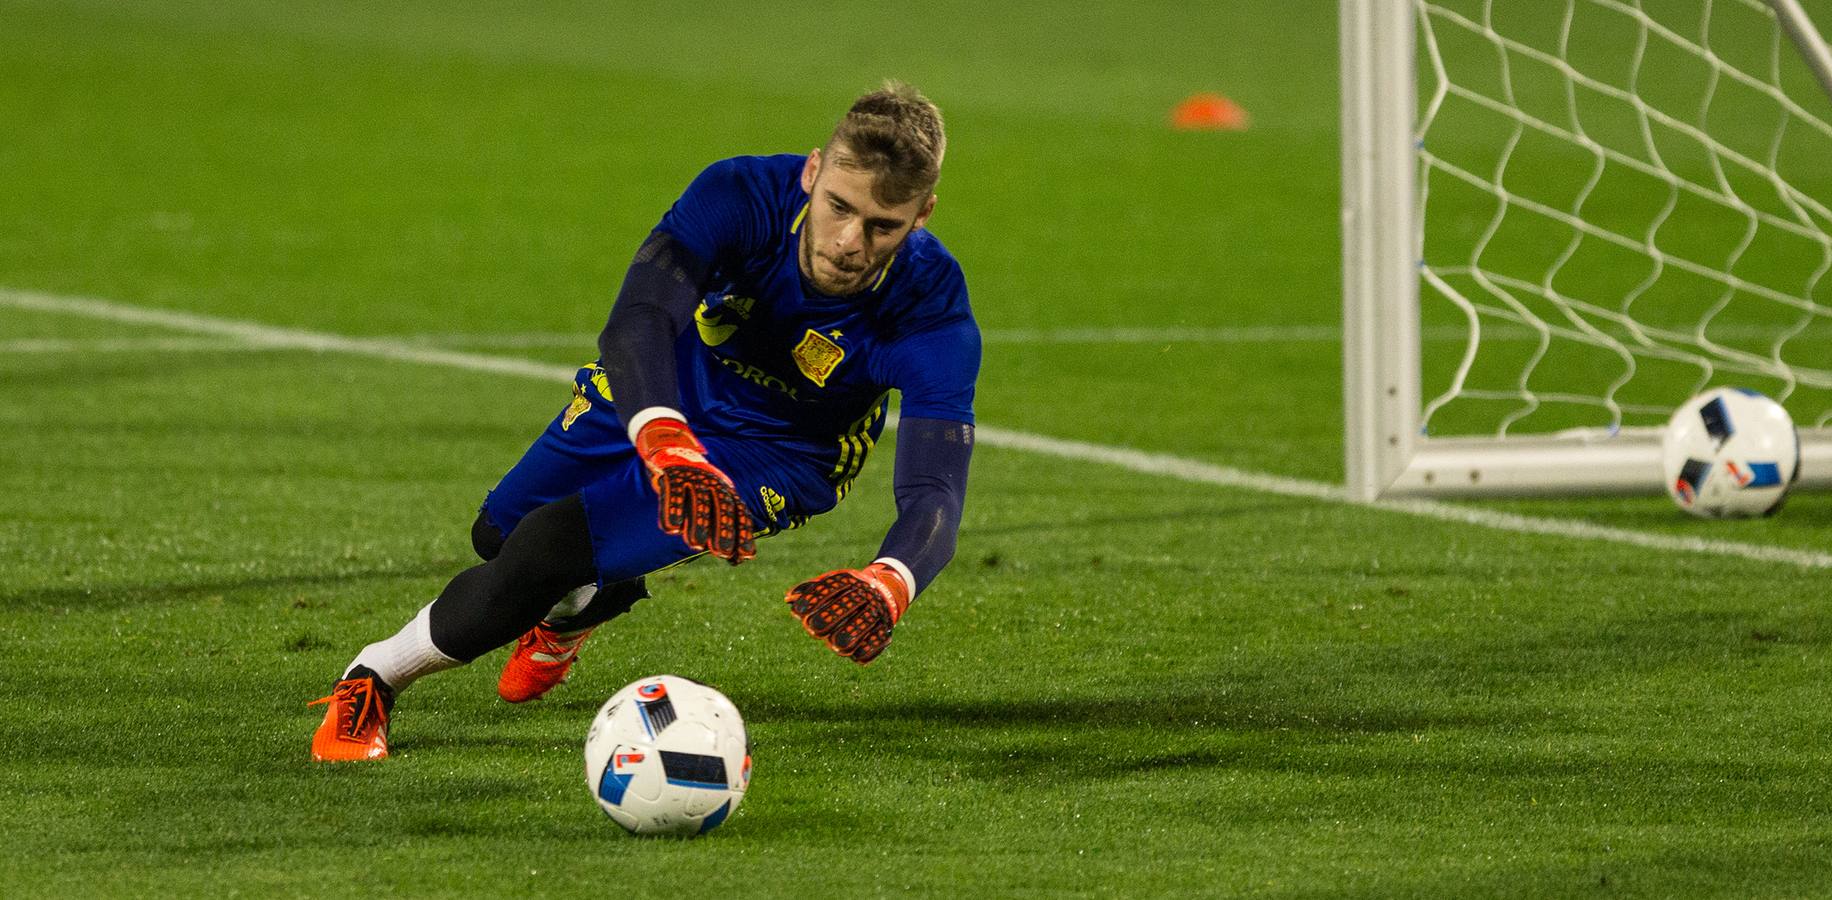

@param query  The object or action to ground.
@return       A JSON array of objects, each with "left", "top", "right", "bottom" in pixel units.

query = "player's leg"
[
  {"left": 312, "top": 494, "right": 602, "bottom": 761},
  {"left": 496, "top": 577, "right": 647, "bottom": 703},
  {"left": 470, "top": 508, "right": 506, "bottom": 561},
  {"left": 462, "top": 382, "right": 654, "bottom": 700},
  {"left": 480, "top": 397, "right": 683, "bottom": 701},
  {"left": 426, "top": 494, "right": 600, "bottom": 660},
  {"left": 493, "top": 434, "right": 849, "bottom": 708},
  {"left": 331, "top": 497, "right": 590, "bottom": 695},
  {"left": 313, "top": 448, "right": 725, "bottom": 760},
  {"left": 486, "top": 503, "right": 654, "bottom": 705},
  {"left": 496, "top": 447, "right": 726, "bottom": 702},
  {"left": 477, "top": 506, "right": 648, "bottom": 632},
  {"left": 314, "top": 375, "right": 631, "bottom": 761}
]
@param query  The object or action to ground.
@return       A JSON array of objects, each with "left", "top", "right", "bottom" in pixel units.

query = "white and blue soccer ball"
[
  {"left": 584, "top": 675, "right": 750, "bottom": 837},
  {"left": 1661, "top": 387, "right": 1800, "bottom": 518}
]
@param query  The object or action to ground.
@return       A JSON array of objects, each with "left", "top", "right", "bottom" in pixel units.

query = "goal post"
[{"left": 1341, "top": 0, "right": 1832, "bottom": 500}]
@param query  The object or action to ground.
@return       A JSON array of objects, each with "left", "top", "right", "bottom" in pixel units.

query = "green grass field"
[{"left": 5, "top": 1, "right": 1832, "bottom": 896}]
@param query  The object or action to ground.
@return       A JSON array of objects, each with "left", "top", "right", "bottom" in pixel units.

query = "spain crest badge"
[{"left": 791, "top": 329, "right": 845, "bottom": 387}]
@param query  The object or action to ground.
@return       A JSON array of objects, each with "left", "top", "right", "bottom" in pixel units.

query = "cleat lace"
[
  {"left": 308, "top": 679, "right": 383, "bottom": 741},
  {"left": 522, "top": 626, "right": 585, "bottom": 660}
]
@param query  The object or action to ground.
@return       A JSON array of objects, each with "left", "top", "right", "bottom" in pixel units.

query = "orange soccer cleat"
[
  {"left": 309, "top": 670, "right": 393, "bottom": 762},
  {"left": 497, "top": 623, "right": 595, "bottom": 703}
]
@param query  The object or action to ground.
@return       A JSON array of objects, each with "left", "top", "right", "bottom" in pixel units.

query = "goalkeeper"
[{"left": 310, "top": 82, "right": 979, "bottom": 762}]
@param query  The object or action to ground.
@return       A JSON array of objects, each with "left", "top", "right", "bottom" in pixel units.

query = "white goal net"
[{"left": 1342, "top": 0, "right": 1832, "bottom": 498}]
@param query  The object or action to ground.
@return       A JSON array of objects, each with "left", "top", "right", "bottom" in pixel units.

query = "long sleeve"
[
  {"left": 874, "top": 416, "right": 973, "bottom": 595},
  {"left": 595, "top": 230, "right": 711, "bottom": 423}
]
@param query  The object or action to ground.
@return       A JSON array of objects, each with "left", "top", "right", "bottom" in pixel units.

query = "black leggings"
[{"left": 428, "top": 495, "right": 646, "bottom": 662}]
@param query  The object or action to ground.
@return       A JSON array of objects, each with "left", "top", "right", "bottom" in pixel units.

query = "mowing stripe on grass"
[{"left": 6, "top": 285, "right": 1829, "bottom": 571}]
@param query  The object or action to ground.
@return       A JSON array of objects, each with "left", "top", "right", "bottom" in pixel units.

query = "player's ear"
[
  {"left": 801, "top": 150, "right": 822, "bottom": 193},
  {"left": 911, "top": 194, "right": 936, "bottom": 232}
]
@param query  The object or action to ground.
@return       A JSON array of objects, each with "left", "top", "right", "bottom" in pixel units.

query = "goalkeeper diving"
[{"left": 310, "top": 81, "right": 979, "bottom": 761}]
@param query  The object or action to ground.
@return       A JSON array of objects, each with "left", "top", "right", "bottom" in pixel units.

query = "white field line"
[
  {"left": 0, "top": 336, "right": 264, "bottom": 354},
  {"left": 5, "top": 285, "right": 1829, "bottom": 571},
  {"left": 0, "top": 288, "right": 574, "bottom": 382},
  {"left": 975, "top": 427, "right": 1832, "bottom": 569}
]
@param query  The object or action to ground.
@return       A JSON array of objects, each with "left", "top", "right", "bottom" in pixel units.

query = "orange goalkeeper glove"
[
  {"left": 634, "top": 417, "right": 755, "bottom": 564},
  {"left": 785, "top": 562, "right": 911, "bottom": 664}
]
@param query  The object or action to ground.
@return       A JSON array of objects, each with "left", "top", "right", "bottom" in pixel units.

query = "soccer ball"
[
  {"left": 583, "top": 675, "right": 751, "bottom": 837},
  {"left": 1661, "top": 387, "right": 1799, "bottom": 518}
]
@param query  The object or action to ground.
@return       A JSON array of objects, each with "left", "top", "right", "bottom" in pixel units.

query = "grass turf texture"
[{"left": 4, "top": 0, "right": 1832, "bottom": 896}]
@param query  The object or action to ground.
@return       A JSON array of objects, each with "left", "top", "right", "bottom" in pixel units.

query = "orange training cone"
[{"left": 1171, "top": 93, "right": 1250, "bottom": 131}]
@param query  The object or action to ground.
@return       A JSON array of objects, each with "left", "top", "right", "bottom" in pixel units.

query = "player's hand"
[
  {"left": 785, "top": 563, "right": 911, "bottom": 664},
  {"left": 634, "top": 417, "right": 755, "bottom": 564}
]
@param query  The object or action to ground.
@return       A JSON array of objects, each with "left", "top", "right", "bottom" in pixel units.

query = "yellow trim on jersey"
[
  {"left": 829, "top": 438, "right": 854, "bottom": 481},
  {"left": 581, "top": 362, "right": 614, "bottom": 401},
  {"left": 829, "top": 394, "right": 889, "bottom": 500},
  {"left": 790, "top": 202, "right": 809, "bottom": 235},
  {"left": 870, "top": 250, "right": 897, "bottom": 291}
]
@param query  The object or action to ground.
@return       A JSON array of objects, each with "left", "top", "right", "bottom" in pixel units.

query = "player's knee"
[
  {"left": 485, "top": 495, "right": 597, "bottom": 602},
  {"left": 551, "top": 577, "right": 648, "bottom": 632},
  {"left": 471, "top": 509, "right": 506, "bottom": 561}
]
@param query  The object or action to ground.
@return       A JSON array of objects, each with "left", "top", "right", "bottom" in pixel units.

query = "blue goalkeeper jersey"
[{"left": 649, "top": 153, "right": 980, "bottom": 481}]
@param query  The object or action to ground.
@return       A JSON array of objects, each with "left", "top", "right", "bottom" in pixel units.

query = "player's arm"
[
  {"left": 596, "top": 229, "right": 755, "bottom": 564},
  {"left": 786, "top": 417, "right": 972, "bottom": 663},
  {"left": 596, "top": 230, "right": 703, "bottom": 424}
]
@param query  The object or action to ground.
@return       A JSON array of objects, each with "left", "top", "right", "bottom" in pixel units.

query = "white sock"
[
  {"left": 543, "top": 584, "right": 599, "bottom": 631},
  {"left": 344, "top": 602, "right": 462, "bottom": 692}
]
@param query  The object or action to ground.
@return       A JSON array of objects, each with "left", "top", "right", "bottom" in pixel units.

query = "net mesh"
[{"left": 1415, "top": 0, "right": 1832, "bottom": 437}]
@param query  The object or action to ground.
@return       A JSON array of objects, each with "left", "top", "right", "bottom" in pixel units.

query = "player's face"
[{"left": 798, "top": 148, "right": 935, "bottom": 296}]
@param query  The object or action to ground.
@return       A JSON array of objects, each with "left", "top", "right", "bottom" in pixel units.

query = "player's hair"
[{"left": 824, "top": 80, "right": 946, "bottom": 206}]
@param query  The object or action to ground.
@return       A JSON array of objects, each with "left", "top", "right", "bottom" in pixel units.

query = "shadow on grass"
[
  {"left": 0, "top": 558, "right": 465, "bottom": 611},
  {"left": 721, "top": 603, "right": 1832, "bottom": 791}
]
